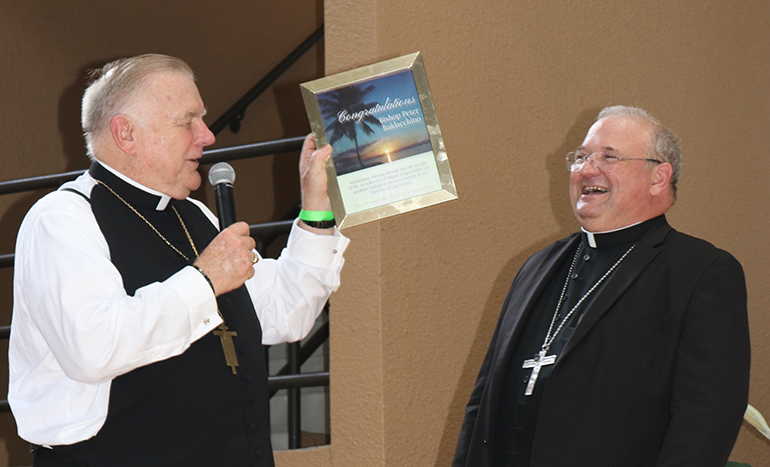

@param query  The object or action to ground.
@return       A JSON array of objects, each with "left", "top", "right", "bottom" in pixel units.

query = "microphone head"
[{"left": 208, "top": 162, "right": 236, "bottom": 186}]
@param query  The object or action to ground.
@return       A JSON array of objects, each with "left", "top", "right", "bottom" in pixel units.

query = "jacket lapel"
[
  {"left": 494, "top": 235, "right": 580, "bottom": 372},
  {"left": 561, "top": 218, "right": 671, "bottom": 357}
]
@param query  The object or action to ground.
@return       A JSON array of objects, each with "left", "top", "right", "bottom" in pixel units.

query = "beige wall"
[
  {"left": 300, "top": 1, "right": 770, "bottom": 466},
  {"left": 0, "top": 1, "right": 768, "bottom": 466}
]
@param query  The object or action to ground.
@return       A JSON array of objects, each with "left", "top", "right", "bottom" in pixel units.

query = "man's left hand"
[{"left": 298, "top": 134, "right": 334, "bottom": 234}]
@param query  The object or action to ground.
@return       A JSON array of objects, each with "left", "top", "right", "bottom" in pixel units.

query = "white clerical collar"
[
  {"left": 96, "top": 161, "right": 172, "bottom": 211},
  {"left": 581, "top": 220, "right": 644, "bottom": 248}
]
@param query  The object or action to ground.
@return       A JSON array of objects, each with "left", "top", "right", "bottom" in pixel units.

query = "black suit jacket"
[{"left": 453, "top": 217, "right": 750, "bottom": 467}]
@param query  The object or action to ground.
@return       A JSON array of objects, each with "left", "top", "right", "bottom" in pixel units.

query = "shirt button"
[
  {"left": 583, "top": 254, "right": 591, "bottom": 261},
  {"left": 332, "top": 249, "right": 338, "bottom": 254},
  {"left": 203, "top": 318, "right": 210, "bottom": 325}
]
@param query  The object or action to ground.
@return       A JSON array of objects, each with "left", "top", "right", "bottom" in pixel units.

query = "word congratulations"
[{"left": 336, "top": 96, "right": 417, "bottom": 124}]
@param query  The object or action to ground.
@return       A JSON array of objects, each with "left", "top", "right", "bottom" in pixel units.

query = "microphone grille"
[{"left": 208, "top": 162, "right": 236, "bottom": 186}]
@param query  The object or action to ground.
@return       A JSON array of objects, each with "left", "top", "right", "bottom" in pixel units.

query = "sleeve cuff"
[
  {"left": 286, "top": 218, "right": 350, "bottom": 269},
  {"left": 164, "top": 266, "right": 222, "bottom": 342}
]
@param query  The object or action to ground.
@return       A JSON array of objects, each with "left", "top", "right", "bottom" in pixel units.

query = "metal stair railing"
[
  {"left": 0, "top": 143, "right": 330, "bottom": 372},
  {"left": 209, "top": 25, "right": 324, "bottom": 136},
  {"left": 0, "top": 139, "right": 331, "bottom": 449}
]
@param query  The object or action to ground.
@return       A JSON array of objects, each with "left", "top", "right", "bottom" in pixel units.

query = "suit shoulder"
[{"left": 662, "top": 229, "right": 743, "bottom": 271}]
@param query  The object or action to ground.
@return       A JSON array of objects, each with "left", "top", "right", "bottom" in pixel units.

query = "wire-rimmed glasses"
[{"left": 566, "top": 151, "right": 662, "bottom": 172}]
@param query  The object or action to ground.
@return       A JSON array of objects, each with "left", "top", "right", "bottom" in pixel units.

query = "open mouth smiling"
[{"left": 582, "top": 186, "right": 608, "bottom": 194}]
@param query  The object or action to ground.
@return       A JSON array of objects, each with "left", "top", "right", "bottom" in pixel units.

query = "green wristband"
[{"left": 299, "top": 210, "right": 335, "bottom": 222}]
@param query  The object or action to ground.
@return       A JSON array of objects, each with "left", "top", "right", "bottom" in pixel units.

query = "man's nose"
[
  {"left": 196, "top": 121, "right": 216, "bottom": 147},
  {"left": 578, "top": 153, "right": 602, "bottom": 174}
]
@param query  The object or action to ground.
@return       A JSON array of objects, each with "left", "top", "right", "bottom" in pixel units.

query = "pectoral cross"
[
  {"left": 522, "top": 349, "right": 556, "bottom": 396},
  {"left": 214, "top": 323, "right": 239, "bottom": 374}
]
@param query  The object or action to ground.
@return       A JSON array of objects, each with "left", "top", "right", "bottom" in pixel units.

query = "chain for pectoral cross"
[
  {"left": 96, "top": 179, "right": 240, "bottom": 374},
  {"left": 522, "top": 241, "right": 636, "bottom": 396}
]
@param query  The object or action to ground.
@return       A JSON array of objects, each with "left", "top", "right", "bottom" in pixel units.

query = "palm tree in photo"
[{"left": 319, "top": 84, "right": 382, "bottom": 170}]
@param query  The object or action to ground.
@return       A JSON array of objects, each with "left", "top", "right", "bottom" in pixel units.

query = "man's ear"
[
  {"left": 650, "top": 162, "right": 673, "bottom": 197},
  {"left": 110, "top": 115, "right": 137, "bottom": 155}
]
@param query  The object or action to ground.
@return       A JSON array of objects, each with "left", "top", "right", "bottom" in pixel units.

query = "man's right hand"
[{"left": 193, "top": 222, "right": 257, "bottom": 296}]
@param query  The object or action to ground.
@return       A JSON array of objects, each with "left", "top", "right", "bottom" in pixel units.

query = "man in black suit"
[{"left": 453, "top": 106, "right": 750, "bottom": 467}]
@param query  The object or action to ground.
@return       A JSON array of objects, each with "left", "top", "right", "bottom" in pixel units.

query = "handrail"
[
  {"left": 250, "top": 220, "right": 295, "bottom": 239},
  {"left": 0, "top": 373, "right": 329, "bottom": 414},
  {"left": 270, "top": 321, "right": 329, "bottom": 397},
  {"left": 0, "top": 170, "right": 89, "bottom": 196},
  {"left": 0, "top": 153, "right": 323, "bottom": 447},
  {"left": 0, "top": 143, "right": 301, "bottom": 265},
  {"left": 0, "top": 137, "right": 305, "bottom": 197},
  {"left": 0, "top": 219, "right": 296, "bottom": 340},
  {"left": 208, "top": 25, "right": 324, "bottom": 135},
  {"left": 0, "top": 216, "right": 326, "bottom": 418},
  {"left": 0, "top": 221, "right": 295, "bottom": 273},
  {"left": 201, "top": 136, "right": 305, "bottom": 164},
  {"left": 268, "top": 372, "right": 329, "bottom": 392}
]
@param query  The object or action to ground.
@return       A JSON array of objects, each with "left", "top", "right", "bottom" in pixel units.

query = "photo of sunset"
[{"left": 317, "top": 70, "right": 433, "bottom": 176}]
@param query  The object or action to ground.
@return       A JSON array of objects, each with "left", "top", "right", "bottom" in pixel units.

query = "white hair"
[
  {"left": 597, "top": 105, "right": 681, "bottom": 200},
  {"left": 81, "top": 54, "right": 195, "bottom": 160}
]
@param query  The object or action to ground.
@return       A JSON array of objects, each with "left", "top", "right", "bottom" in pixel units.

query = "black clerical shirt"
[
  {"left": 47, "top": 163, "right": 275, "bottom": 467},
  {"left": 492, "top": 218, "right": 660, "bottom": 467}
]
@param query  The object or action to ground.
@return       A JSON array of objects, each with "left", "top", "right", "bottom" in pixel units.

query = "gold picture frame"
[{"left": 300, "top": 52, "right": 457, "bottom": 230}]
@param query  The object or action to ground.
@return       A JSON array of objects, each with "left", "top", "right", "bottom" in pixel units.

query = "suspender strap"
[{"left": 61, "top": 187, "right": 91, "bottom": 204}]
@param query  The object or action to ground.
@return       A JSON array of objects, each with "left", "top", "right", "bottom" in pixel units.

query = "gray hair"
[
  {"left": 597, "top": 105, "right": 681, "bottom": 200},
  {"left": 81, "top": 54, "right": 195, "bottom": 160}
]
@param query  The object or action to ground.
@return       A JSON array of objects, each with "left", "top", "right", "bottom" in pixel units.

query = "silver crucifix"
[{"left": 522, "top": 349, "right": 556, "bottom": 396}]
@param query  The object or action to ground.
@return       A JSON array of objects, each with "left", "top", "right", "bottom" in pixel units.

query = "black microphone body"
[
  {"left": 214, "top": 182, "right": 237, "bottom": 228},
  {"left": 208, "top": 162, "right": 238, "bottom": 229}
]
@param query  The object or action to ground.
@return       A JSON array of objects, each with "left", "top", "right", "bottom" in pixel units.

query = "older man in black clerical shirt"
[
  {"left": 9, "top": 54, "right": 349, "bottom": 467},
  {"left": 453, "top": 106, "right": 750, "bottom": 467}
]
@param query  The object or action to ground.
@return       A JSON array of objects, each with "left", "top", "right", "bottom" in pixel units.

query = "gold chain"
[
  {"left": 94, "top": 179, "right": 198, "bottom": 261},
  {"left": 94, "top": 178, "right": 237, "bottom": 371}
]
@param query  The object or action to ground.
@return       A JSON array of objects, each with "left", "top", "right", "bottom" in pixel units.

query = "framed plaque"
[{"left": 300, "top": 52, "right": 457, "bottom": 230}]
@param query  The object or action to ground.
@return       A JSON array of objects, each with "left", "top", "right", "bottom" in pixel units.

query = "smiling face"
[
  {"left": 569, "top": 115, "right": 670, "bottom": 232},
  {"left": 126, "top": 72, "right": 216, "bottom": 199}
]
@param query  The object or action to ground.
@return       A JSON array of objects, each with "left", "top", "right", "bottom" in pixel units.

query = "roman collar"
[
  {"left": 581, "top": 215, "right": 664, "bottom": 249},
  {"left": 90, "top": 161, "right": 173, "bottom": 211}
]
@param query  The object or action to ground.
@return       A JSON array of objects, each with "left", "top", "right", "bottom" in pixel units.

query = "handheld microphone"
[{"left": 208, "top": 162, "right": 237, "bottom": 229}]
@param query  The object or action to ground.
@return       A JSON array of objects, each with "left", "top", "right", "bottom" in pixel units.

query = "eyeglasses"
[{"left": 566, "top": 151, "right": 662, "bottom": 172}]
